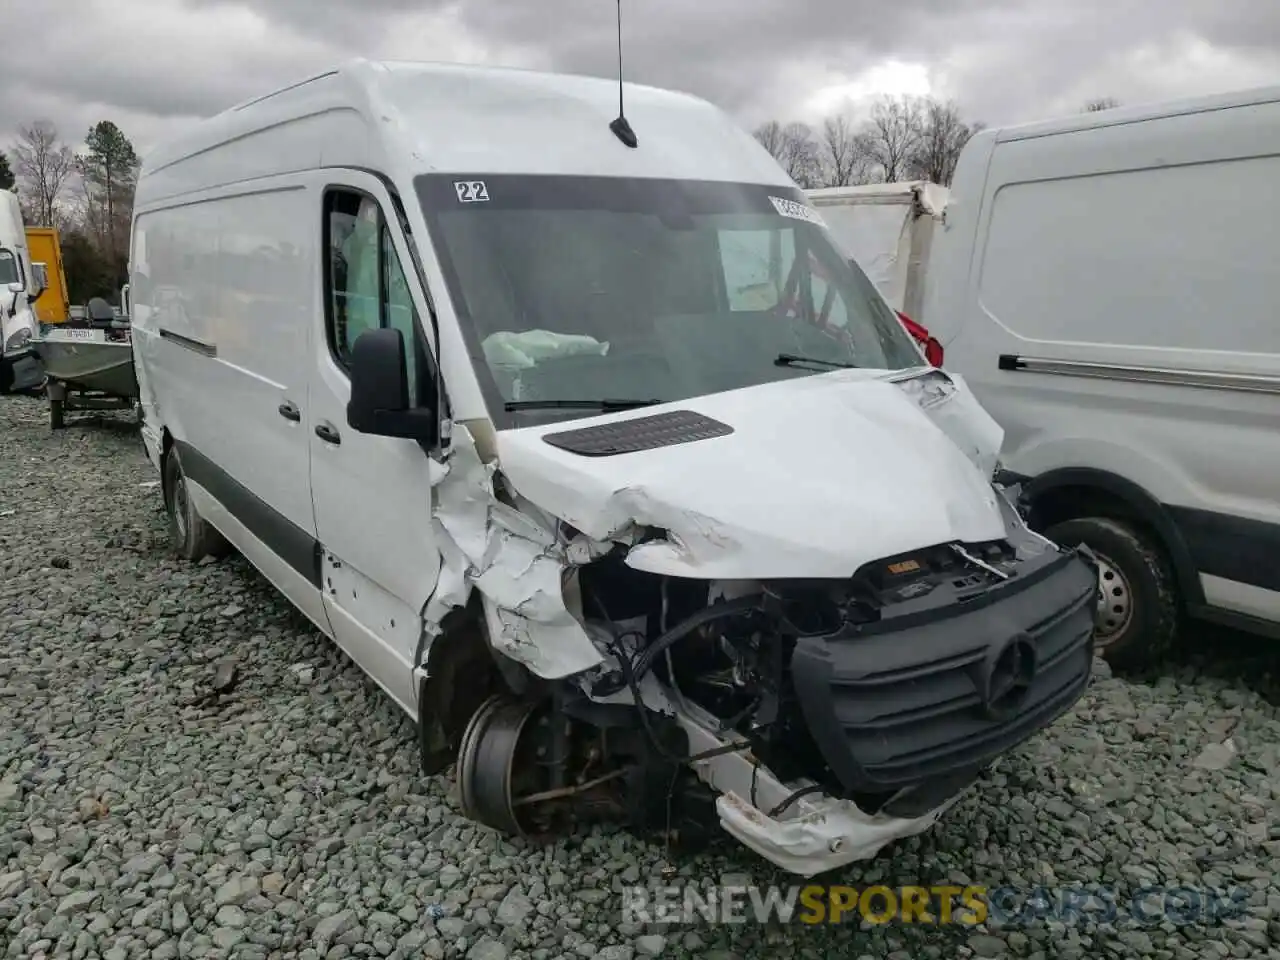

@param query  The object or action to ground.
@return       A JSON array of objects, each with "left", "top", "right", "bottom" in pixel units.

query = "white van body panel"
[{"left": 924, "top": 86, "right": 1280, "bottom": 633}]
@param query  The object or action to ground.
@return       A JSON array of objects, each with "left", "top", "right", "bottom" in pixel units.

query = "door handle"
[
  {"left": 278, "top": 401, "right": 301, "bottom": 422},
  {"left": 314, "top": 421, "right": 341, "bottom": 445}
]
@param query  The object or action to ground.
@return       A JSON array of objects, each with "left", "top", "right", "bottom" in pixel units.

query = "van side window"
[
  {"left": 324, "top": 189, "right": 420, "bottom": 403},
  {"left": 381, "top": 224, "right": 419, "bottom": 399}
]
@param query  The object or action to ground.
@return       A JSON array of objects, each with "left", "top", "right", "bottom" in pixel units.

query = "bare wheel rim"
[
  {"left": 456, "top": 695, "right": 546, "bottom": 836},
  {"left": 1092, "top": 550, "right": 1133, "bottom": 647}
]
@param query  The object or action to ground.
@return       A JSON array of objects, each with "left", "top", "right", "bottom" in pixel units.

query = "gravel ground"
[{"left": 3, "top": 393, "right": 1280, "bottom": 960}]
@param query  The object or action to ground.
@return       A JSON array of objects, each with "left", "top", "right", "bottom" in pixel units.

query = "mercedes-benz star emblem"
[{"left": 974, "top": 634, "right": 1038, "bottom": 721}]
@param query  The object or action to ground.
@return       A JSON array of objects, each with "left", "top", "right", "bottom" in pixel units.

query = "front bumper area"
[
  {"left": 675, "top": 710, "right": 966, "bottom": 877},
  {"left": 791, "top": 547, "right": 1096, "bottom": 803}
]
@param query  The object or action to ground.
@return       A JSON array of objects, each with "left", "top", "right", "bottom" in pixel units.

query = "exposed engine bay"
[
  {"left": 449, "top": 488, "right": 1098, "bottom": 874},
  {"left": 419, "top": 371, "right": 1099, "bottom": 877}
]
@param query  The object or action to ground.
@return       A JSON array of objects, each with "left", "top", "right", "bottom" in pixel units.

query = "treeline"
[
  {"left": 753, "top": 94, "right": 1122, "bottom": 189},
  {"left": 0, "top": 120, "right": 140, "bottom": 305}
]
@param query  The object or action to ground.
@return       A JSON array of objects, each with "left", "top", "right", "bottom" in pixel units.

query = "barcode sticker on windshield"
[{"left": 769, "top": 196, "right": 825, "bottom": 226}]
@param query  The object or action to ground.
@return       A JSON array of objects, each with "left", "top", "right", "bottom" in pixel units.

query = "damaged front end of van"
[{"left": 417, "top": 366, "right": 1098, "bottom": 878}]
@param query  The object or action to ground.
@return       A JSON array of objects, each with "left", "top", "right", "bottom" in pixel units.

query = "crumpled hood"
[{"left": 494, "top": 369, "right": 1007, "bottom": 580}]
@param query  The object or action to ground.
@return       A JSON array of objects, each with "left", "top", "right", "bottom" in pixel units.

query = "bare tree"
[
  {"left": 753, "top": 120, "right": 822, "bottom": 188},
  {"left": 1083, "top": 97, "right": 1120, "bottom": 112},
  {"left": 820, "top": 115, "right": 869, "bottom": 187},
  {"left": 855, "top": 96, "right": 925, "bottom": 183},
  {"left": 11, "top": 121, "right": 76, "bottom": 227},
  {"left": 909, "top": 98, "right": 981, "bottom": 186}
]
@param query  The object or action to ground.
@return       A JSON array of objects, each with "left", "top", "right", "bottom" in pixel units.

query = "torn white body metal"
[{"left": 422, "top": 367, "right": 1089, "bottom": 877}]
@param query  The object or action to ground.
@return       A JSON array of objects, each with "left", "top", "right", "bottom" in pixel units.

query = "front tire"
[
  {"left": 163, "top": 448, "right": 229, "bottom": 561},
  {"left": 1044, "top": 516, "right": 1178, "bottom": 671}
]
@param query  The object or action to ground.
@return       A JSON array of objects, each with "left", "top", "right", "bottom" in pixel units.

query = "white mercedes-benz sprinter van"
[
  {"left": 922, "top": 86, "right": 1280, "bottom": 670},
  {"left": 129, "top": 59, "right": 1097, "bottom": 877}
]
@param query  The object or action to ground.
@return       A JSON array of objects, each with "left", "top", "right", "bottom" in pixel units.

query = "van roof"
[
  {"left": 987, "top": 83, "right": 1280, "bottom": 143},
  {"left": 137, "top": 58, "right": 791, "bottom": 201}
]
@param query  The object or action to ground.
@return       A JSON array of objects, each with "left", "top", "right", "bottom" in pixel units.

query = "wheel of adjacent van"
[
  {"left": 162, "top": 448, "right": 230, "bottom": 562},
  {"left": 1044, "top": 516, "right": 1179, "bottom": 671}
]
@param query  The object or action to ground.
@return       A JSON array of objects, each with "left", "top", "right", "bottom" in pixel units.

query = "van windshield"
[
  {"left": 416, "top": 175, "right": 923, "bottom": 423},
  {"left": 0, "top": 249, "right": 19, "bottom": 286}
]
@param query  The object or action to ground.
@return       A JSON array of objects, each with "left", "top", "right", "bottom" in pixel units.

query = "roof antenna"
[{"left": 608, "top": 0, "right": 638, "bottom": 148}]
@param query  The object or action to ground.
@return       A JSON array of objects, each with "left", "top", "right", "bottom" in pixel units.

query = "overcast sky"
[{"left": 3, "top": 0, "right": 1280, "bottom": 158}]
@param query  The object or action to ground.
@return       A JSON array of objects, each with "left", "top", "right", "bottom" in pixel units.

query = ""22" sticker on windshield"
[{"left": 454, "top": 180, "right": 490, "bottom": 203}]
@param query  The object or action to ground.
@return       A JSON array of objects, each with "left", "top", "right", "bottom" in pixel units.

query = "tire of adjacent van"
[
  {"left": 1044, "top": 516, "right": 1179, "bottom": 671},
  {"left": 163, "top": 448, "right": 230, "bottom": 562}
]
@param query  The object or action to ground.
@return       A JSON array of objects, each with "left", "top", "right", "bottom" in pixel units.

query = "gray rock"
[
  {"left": 967, "top": 934, "right": 1008, "bottom": 957},
  {"left": 214, "top": 875, "right": 257, "bottom": 906},
  {"left": 437, "top": 917, "right": 467, "bottom": 938},
  {"left": 0, "top": 871, "right": 25, "bottom": 898},
  {"left": 1192, "top": 740, "right": 1238, "bottom": 771},
  {"left": 122, "top": 852, "right": 164, "bottom": 876},
  {"left": 497, "top": 890, "right": 533, "bottom": 928},
  {"left": 315, "top": 910, "right": 355, "bottom": 946},
  {"left": 213, "top": 927, "right": 245, "bottom": 949},
  {"left": 56, "top": 891, "right": 99, "bottom": 916},
  {"left": 216, "top": 904, "right": 248, "bottom": 928},
  {"left": 634, "top": 935, "right": 666, "bottom": 957},
  {"left": 466, "top": 939, "right": 508, "bottom": 960}
]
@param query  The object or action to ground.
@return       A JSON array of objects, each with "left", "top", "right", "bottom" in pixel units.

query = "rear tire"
[
  {"left": 1044, "top": 516, "right": 1178, "bottom": 671},
  {"left": 49, "top": 396, "right": 64, "bottom": 431},
  {"left": 163, "top": 448, "right": 229, "bottom": 561}
]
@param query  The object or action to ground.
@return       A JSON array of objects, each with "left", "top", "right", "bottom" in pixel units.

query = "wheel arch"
[
  {"left": 416, "top": 596, "right": 504, "bottom": 776},
  {"left": 1023, "top": 467, "right": 1203, "bottom": 607}
]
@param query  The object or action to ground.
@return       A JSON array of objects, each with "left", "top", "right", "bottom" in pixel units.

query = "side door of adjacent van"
[{"left": 307, "top": 172, "right": 442, "bottom": 715}]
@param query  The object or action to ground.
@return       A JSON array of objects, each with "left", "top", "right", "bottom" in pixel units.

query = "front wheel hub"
[
  {"left": 456, "top": 695, "right": 549, "bottom": 836},
  {"left": 1092, "top": 551, "right": 1133, "bottom": 646}
]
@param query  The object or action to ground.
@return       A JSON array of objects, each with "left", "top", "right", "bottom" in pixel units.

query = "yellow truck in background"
[{"left": 24, "top": 227, "right": 69, "bottom": 324}]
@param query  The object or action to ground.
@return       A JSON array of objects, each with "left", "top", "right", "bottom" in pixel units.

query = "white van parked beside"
[
  {"left": 922, "top": 86, "right": 1280, "bottom": 669},
  {"left": 130, "top": 59, "right": 1098, "bottom": 877}
]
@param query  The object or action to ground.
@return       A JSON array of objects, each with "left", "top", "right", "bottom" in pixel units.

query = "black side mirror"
[{"left": 346, "top": 327, "right": 438, "bottom": 443}]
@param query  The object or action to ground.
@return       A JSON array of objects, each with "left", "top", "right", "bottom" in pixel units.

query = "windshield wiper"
[
  {"left": 775, "top": 353, "right": 855, "bottom": 369},
  {"left": 504, "top": 398, "right": 661, "bottom": 412}
]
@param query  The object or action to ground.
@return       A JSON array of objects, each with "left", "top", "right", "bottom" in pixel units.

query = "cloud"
[{"left": 2, "top": 0, "right": 1278, "bottom": 162}]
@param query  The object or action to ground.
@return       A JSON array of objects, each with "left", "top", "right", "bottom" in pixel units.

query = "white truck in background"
[
  {"left": 806, "top": 181, "right": 948, "bottom": 328},
  {"left": 0, "top": 192, "right": 47, "bottom": 393}
]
